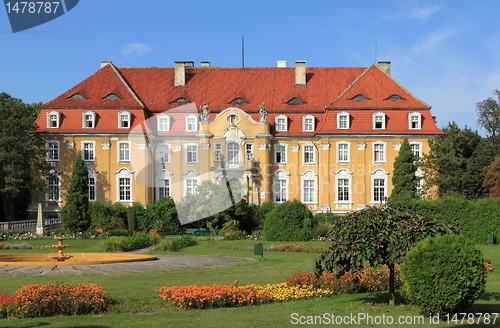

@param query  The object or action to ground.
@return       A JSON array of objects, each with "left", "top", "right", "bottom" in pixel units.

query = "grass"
[{"left": 0, "top": 238, "right": 498, "bottom": 327}]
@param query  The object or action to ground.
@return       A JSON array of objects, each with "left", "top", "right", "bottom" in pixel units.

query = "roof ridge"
[
  {"left": 110, "top": 64, "right": 145, "bottom": 108},
  {"left": 326, "top": 65, "right": 371, "bottom": 108}
]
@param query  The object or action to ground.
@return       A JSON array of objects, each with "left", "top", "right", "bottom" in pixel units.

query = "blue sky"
[{"left": 1, "top": 0, "right": 500, "bottom": 135}]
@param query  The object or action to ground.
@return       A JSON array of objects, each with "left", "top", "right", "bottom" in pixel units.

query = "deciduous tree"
[
  {"left": 314, "top": 202, "right": 459, "bottom": 306},
  {"left": 476, "top": 90, "right": 500, "bottom": 146},
  {"left": 0, "top": 92, "right": 48, "bottom": 221},
  {"left": 482, "top": 156, "right": 500, "bottom": 198}
]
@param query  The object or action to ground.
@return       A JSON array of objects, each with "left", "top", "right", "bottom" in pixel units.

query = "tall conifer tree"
[
  {"left": 60, "top": 154, "right": 90, "bottom": 232},
  {"left": 390, "top": 137, "right": 418, "bottom": 200}
]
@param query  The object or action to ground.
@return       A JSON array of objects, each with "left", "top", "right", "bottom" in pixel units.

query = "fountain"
[{"left": 49, "top": 237, "right": 73, "bottom": 261}]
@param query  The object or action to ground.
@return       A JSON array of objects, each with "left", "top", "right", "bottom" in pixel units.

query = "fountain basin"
[{"left": 0, "top": 253, "right": 157, "bottom": 266}]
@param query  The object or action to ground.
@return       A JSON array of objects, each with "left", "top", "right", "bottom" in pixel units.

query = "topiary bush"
[
  {"left": 263, "top": 200, "right": 319, "bottom": 241},
  {"left": 402, "top": 234, "right": 487, "bottom": 315}
]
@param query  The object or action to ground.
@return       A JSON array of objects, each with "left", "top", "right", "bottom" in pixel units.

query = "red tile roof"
[{"left": 36, "top": 62, "right": 443, "bottom": 136}]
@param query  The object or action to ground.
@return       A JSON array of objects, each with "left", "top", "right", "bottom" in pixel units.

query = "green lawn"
[{"left": 0, "top": 238, "right": 498, "bottom": 327}]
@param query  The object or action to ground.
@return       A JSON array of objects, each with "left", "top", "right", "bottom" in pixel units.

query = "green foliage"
[
  {"left": 402, "top": 197, "right": 500, "bottom": 244},
  {"left": 314, "top": 201, "right": 459, "bottom": 305},
  {"left": 0, "top": 93, "right": 48, "bottom": 221},
  {"left": 153, "top": 235, "right": 197, "bottom": 252},
  {"left": 402, "top": 234, "right": 487, "bottom": 315},
  {"left": 476, "top": 89, "right": 500, "bottom": 146},
  {"left": 101, "top": 231, "right": 158, "bottom": 252},
  {"left": 60, "top": 155, "right": 91, "bottom": 233},
  {"left": 106, "top": 228, "right": 129, "bottom": 237},
  {"left": 263, "top": 200, "right": 319, "bottom": 241},
  {"left": 138, "top": 197, "right": 183, "bottom": 234},
  {"left": 89, "top": 200, "right": 110, "bottom": 229},
  {"left": 390, "top": 137, "right": 418, "bottom": 200},
  {"left": 420, "top": 122, "right": 494, "bottom": 199},
  {"left": 126, "top": 206, "right": 136, "bottom": 234},
  {"left": 313, "top": 212, "right": 342, "bottom": 224}
]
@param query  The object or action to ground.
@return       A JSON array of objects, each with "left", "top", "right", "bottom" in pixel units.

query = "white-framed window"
[
  {"left": 46, "top": 140, "right": 60, "bottom": 162},
  {"left": 334, "top": 169, "right": 353, "bottom": 209},
  {"left": 272, "top": 170, "right": 290, "bottom": 203},
  {"left": 274, "top": 144, "right": 287, "bottom": 165},
  {"left": 117, "top": 141, "right": 131, "bottom": 163},
  {"left": 337, "top": 111, "right": 350, "bottom": 129},
  {"left": 157, "top": 114, "right": 171, "bottom": 132},
  {"left": 87, "top": 167, "right": 97, "bottom": 202},
  {"left": 185, "top": 144, "right": 198, "bottom": 164},
  {"left": 118, "top": 111, "right": 131, "bottom": 129},
  {"left": 275, "top": 114, "right": 288, "bottom": 132},
  {"left": 409, "top": 141, "right": 422, "bottom": 159},
  {"left": 214, "top": 143, "right": 223, "bottom": 161},
  {"left": 227, "top": 143, "right": 240, "bottom": 166},
  {"left": 302, "top": 144, "right": 315, "bottom": 165},
  {"left": 416, "top": 169, "right": 424, "bottom": 198},
  {"left": 373, "top": 141, "right": 386, "bottom": 164},
  {"left": 301, "top": 170, "right": 318, "bottom": 204},
  {"left": 370, "top": 168, "right": 389, "bottom": 204},
  {"left": 372, "top": 111, "right": 386, "bottom": 130},
  {"left": 82, "top": 140, "right": 96, "bottom": 162},
  {"left": 185, "top": 114, "right": 198, "bottom": 132},
  {"left": 336, "top": 141, "right": 350, "bottom": 164},
  {"left": 183, "top": 169, "right": 199, "bottom": 196},
  {"left": 157, "top": 143, "right": 170, "bottom": 164},
  {"left": 302, "top": 115, "right": 315, "bottom": 132},
  {"left": 115, "top": 167, "right": 133, "bottom": 202},
  {"left": 45, "top": 168, "right": 61, "bottom": 202},
  {"left": 82, "top": 110, "right": 95, "bottom": 129},
  {"left": 46, "top": 110, "right": 60, "bottom": 128},
  {"left": 156, "top": 169, "right": 173, "bottom": 201},
  {"left": 408, "top": 111, "right": 422, "bottom": 130},
  {"left": 245, "top": 143, "right": 254, "bottom": 161}
]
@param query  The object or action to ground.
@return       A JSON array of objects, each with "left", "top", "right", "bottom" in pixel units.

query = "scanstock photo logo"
[{"left": 3, "top": 0, "right": 79, "bottom": 33}]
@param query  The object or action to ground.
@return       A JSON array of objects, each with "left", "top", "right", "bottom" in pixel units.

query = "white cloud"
[
  {"left": 410, "top": 5, "right": 442, "bottom": 22},
  {"left": 411, "top": 27, "right": 460, "bottom": 56},
  {"left": 121, "top": 43, "right": 153, "bottom": 58}
]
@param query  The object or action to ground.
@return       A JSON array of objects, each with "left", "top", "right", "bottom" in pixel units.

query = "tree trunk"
[{"left": 388, "top": 263, "right": 395, "bottom": 306}]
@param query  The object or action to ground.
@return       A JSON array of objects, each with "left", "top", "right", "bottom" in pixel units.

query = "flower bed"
[{"left": 5, "top": 283, "right": 113, "bottom": 318}]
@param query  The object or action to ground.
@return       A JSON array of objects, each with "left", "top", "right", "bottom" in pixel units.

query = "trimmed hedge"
[
  {"left": 402, "top": 234, "right": 487, "bottom": 315},
  {"left": 264, "top": 200, "right": 319, "bottom": 241},
  {"left": 403, "top": 198, "right": 500, "bottom": 244}
]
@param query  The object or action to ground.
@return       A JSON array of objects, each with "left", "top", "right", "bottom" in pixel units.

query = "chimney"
[
  {"left": 277, "top": 60, "right": 287, "bottom": 68},
  {"left": 101, "top": 61, "right": 112, "bottom": 69},
  {"left": 174, "top": 61, "right": 185, "bottom": 86},
  {"left": 377, "top": 61, "right": 391, "bottom": 76},
  {"left": 201, "top": 61, "right": 210, "bottom": 68},
  {"left": 295, "top": 60, "right": 306, "bottom": 85}
]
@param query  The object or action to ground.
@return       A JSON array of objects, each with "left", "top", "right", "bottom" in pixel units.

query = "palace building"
[{"left": 32, "top": 60, "right": 443, "bottom": 219}]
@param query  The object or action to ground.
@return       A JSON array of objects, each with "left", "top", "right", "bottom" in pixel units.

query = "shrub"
[
  {"left": 402, "top": 234, "right": 487, "bottom": 315},
  {"left": 107, "top": 228, "right": 129, "bottom": 237},
  {"left": 12, "top": 283, "right": 113, "bottom": 318},
  {"left": 153, "top": 235, "right": 197, "bottom": 252},
  {"left": 102, "top": 231, "right": 158, "bottom": 252},
  {"left": 263, "top": 200, "right": 319, "bottom": 241},
  {"left": 138, "top": 197, "right": 183, "bottom": 234}
]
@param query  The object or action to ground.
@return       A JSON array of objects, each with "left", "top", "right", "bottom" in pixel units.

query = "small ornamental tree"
[
  {"left": 390, "top": 137, "right": 418, "bottom": 201},
  {"left": 60, "top": 155, "right": 91, "bottom": 232},
  {"left": 314, "top": 201, "right": 459, "bottom": 306}
]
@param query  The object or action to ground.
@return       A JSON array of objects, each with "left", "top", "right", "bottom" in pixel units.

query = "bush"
[
  {"left": 102, "top": 231, "right": 158, "bottom": 252},
  {"left": 12, "top": 283, "right": 113, "bottom": 318},
  {"left": 402, "top": 234, "right": 487, "bottom": 315},
  {"left": 263, "top": 200, "right": 319, "bottom": 241},
  {"left": 138, "top": 197, "right": 183, "bottom": 234},
  {"left": 107, "top": 228, "right": 129, "bottom": 237},
  {"left": 153, "top": 235, "right": 197, "bottom": 252}
]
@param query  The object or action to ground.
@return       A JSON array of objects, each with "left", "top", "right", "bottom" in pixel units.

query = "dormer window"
[
  {"left": 351, "top": 94, "right": 370, "bottom": 101},
  {"left": 286, "top": 98, "right": 304, "bottom": 105},
  {"left": 231, "top": 98, "right": 248, "bottom": 105},
  {"left": 157, "top": 114, "right": 171, "bottom": 132},
  {"left": 46, "top": 110, "right": 60, "bottom": 128},
  {"left": 118, "top": 111, "right": 131, "bottom": 129},
  {"left": 386, "top": 94, "right": 404, "bottom": 101},
  {"left": 372, "top": 111, "right": 386, "bottom": 130},
  {"left": 82, "top": 111, "right": 95, "bottom": 128},
  {"left": 302, "top": 115, "right": 315, "bottom": 132},
  {"left": 275, "top": 114, "right": 288, "bottom": 132},
  {"left": 408, "top": 111, "right": 422, "bottom": 130},
  {"left": 172, "top": 97, "right": 190, "bottom": 104},
  {"left": 185, "top": 114, "right": 198, "bottom": 132},
  {"left": 337, "top": 111, "right": 350, "bottom": 129},
  {"left": 69, "top": 93, "right": 85, "bottom": 100},
  {"left": 104, "top": 94, "right": 120, "bottom": 100}
]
